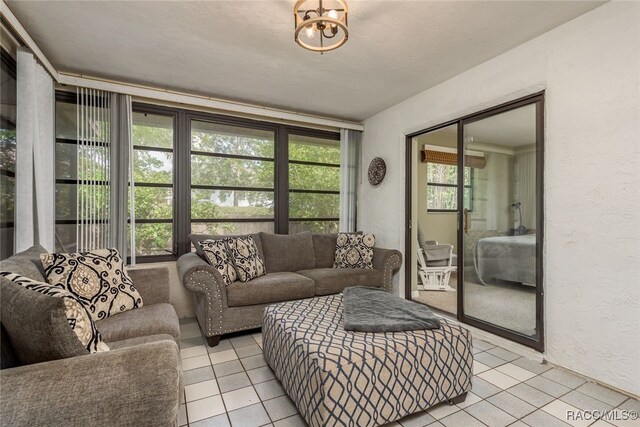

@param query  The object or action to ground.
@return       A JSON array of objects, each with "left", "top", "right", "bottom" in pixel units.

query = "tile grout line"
[
  {"left": 184, "top": 390, "right": 189, "bottom": 427},
  {"left": 457, "top": 402, "right": 492, "bottom": 427},
  {"left": 179, "top": 326, "right": 636, "bottom": 427},
  {"left": 214, "top": 341, "right": 233, "bottom": 427},
  {"left": 468, "top": 358, "right": 577, "bottom": 426},
  {"left": 506, "top": 369, "right": 592, "bottom": 427},
  {"left": 233, "top": 334, "right": 272, "bottom": 426},
  {"left": 180, "top": 322, "right": 198, "bottom": 427}
]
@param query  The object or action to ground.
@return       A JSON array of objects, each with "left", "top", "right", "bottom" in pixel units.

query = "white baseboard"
[{"left": 411, "top": 290, "right": 420, "bottom": 298}]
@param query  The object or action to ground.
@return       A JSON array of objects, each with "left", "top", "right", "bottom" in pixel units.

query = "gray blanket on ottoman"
[{"left": 343, "top": 286, "right": 441, "bottom": 332}]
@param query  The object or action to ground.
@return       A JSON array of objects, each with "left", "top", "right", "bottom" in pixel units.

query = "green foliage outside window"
[
  {"left": 288, "top": 139, "right": 340, "bottom": 233},
  {"left": 0, "top": 129, "right": 16, "bottom": 220},
  {"left": 427, "top": 163, "right": 473, "bottom": 211},
  {"left": 54, "top": 106, "right": 342, "bottom": 257}
]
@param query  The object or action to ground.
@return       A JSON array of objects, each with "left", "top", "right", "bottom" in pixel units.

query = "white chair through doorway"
[{"left": 417, "top": 241, "right": 456, "bottom": 292}]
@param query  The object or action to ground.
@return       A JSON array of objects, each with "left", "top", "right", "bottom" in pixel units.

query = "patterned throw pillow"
[
  {"left": 40, "top": 248, "right": 143, "bottom": 321},
  {"left": 227, "top": 236, "right": 266, "bottom": 282},
  {"left": 0, "top": 272, "right": 109, "bottom": 353},
  {"left": 333, "top": 233, "right": 376, "bottom": 269},
  {"left": 199, "top": 239, "right": 237, "bottom": 286}
]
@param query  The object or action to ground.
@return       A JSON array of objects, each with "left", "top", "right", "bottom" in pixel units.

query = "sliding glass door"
[
  {"left": 406, "top": 93, "right": 544, "bottom": 350},
  {"left": 460, "top": 96, "right": 544, "bottom": 349}
]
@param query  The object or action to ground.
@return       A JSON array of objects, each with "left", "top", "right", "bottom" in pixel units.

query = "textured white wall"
[{"left": 359, "top": 2, "right": 640, "bottom": 395}]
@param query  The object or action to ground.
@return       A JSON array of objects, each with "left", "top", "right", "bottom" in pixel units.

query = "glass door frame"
[{"left": 405, "top": 91, "right": 545, "bottom": 351}]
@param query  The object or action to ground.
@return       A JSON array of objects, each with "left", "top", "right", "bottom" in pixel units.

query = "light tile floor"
[{"left": 177, "top": 318, "right": 639, "bottom": 427}]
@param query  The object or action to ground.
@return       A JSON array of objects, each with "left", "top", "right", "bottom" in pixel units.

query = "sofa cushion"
[
  {"left": 1, "top": 324, "right": 18, "bottom": 369},
  {"left": 199, "top": 239, "right": 237, "bottom": 286},
  {"left": 0, "top": 244, "right": 47, "bottom": 282},
  {"left": 227, "top": 236, "right": 266, "bottom": 282},
  {"left": 106, "top": 334, "right": 176, "bottom": 350},
  {"left": 333, "top": 233, "right": 375, "bottom": 269},
  {"left": 0, "top": 277, "right": 89, "bottom": 365},
  {"left": 190, "top": 233, "right": 264, "bottom": 262},
  {"left": 297, "top": 268, "right": 384, "bottom": 296},
  {"left": 312, "top": 233, "right": 338, "bottom": 268},
  {"left": 41, "top": 248, "right": 144, "bottom": 321},
  {"left": 227, "top": 272, "right": 315, "bottom": 307},
  {"left": 0, "top": 245, "right": 48, "bottom": 369},
  {"left": 96, "top": 303, "right": 180, "bottom": 343},
  {"left": 1, "top": 272, "right": 109, "bottom": 354},
  {"left": 260, "top": 232, "right": 316, "bottom": 273}
]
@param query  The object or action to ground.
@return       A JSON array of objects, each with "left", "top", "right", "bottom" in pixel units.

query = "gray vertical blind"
[
  {"left": 76, "top": 87, "right": 111, "bottom": 252},
  {"left": 339, "top": 129, "right": 360, "bottom": 232},
  {"left": 76, "top": 89, "right": 134, "bottom": 261}
]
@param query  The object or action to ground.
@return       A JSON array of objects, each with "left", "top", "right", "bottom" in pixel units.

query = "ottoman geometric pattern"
[{"left": 263, "top": 295, "right": 473, "bottom": 427}]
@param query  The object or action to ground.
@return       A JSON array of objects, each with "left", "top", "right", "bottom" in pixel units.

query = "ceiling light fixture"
[{"left": 294, "top": 0, "right": 349, "bottom": 53}]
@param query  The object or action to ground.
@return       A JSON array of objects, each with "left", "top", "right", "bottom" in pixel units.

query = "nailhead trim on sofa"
[{"left": 180, "top": 248, "right": 403, "bottom": 340}]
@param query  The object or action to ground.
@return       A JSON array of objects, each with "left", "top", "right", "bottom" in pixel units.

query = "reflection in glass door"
[{"left": 460, "top": 98, "right": 543, "bottom": 348}]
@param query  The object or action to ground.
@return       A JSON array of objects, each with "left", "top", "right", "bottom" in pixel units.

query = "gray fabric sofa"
[
  {"left": 177, "top": 232, "right": 402, "bottom": 346},
  {"left": 0, "top": 246, "right": 183, "bottom": 427}
]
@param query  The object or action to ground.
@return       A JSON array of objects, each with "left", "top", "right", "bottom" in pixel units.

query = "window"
[
  {"left": 190, "top": 120, "right": 275, "bottom": 237},
  {"left": 131, "top": 109, "right": 176, "bottom": 257},
  {"left": 288, "top": 133, "right": 340, "bottom": 233},
  {"left": 54, "top": 91, "right": 110, "bottom": 253},
  {"left": 54, "top": 97, "right": 343, "bottom": 262},
  {"left": 0, "top": 49, "right": 16, "bottom": 259},
  {"left": 427, "top": 163, "right": 472, "bottom": 212}
]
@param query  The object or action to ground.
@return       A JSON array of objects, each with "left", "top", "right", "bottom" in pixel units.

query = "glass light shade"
[
  {"left": 305, "top": 24, "right": 315, "bottom": 39},
  {"left": 327, "top": 9, "right": 338, "bottom": 28},
  {"left": 294, "top": 0, "right": 349, "bottom": 53}
]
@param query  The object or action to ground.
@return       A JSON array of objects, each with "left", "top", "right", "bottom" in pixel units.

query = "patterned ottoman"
[{"left": 262, "top": 295, "right": 473, "bottom": 427}]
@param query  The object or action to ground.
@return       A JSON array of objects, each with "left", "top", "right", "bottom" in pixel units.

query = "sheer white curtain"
[
  {"left": 339, "top": 129, "right": 360, "bottom": 232},
  {"left": 15, "top": 48, "right": 54, "bottom": 252},
  {"left": 514, "top": 150, "right": 536, "bottom": 228},
  {"left": 109, "top": 93, "right": 134, "bottom": 264}
]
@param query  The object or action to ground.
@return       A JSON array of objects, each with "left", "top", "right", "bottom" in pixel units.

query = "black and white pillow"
[
  {"left": 199, "top": 239, "right": 237, "bottom": 286},
  {"left": 40, "top": 248, "right": 143, "bottom": 321},
  {"left": 333, "top": 233, "right": 375, "bottom": 269},
  {"left": 0, "top": 272, "right": 109, "bottom": 353},
  {"left": 227, "top": 236, "right": 266, "bottom": 282}
]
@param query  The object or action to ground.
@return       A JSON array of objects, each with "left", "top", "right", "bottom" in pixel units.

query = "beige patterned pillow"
[
  {"left": 199, "top": 239, "right": 237, "bottom": 286},
  {"left": 227, "top": 236, "right": 266, "bottom": 282},
  {"left": 0, "top": 272, "right": 109, "bottom": 353},
  {"left": 40, "top": 248, "right": 143, "bottom": 321},
  {"left": 333, "top": 233, "right": 375, "bottom": 269}
]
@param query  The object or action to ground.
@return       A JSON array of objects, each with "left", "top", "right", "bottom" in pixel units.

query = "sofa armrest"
[
  {"left": 0, "top": 340, "right": 182, "bottom": 427},
  {"left": 177, "top": 253, "right": 228, "bottom": 337},
  {"left": 127, "top": 266, "right": 170, "bottom": 305},
  {"left": 373, "top": 247, "right": 403, "bottom": 292}
]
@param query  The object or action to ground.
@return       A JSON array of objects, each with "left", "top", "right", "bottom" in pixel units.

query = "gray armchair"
[{"left": 0, "top": 246, "right": 183, "bottom": 427}]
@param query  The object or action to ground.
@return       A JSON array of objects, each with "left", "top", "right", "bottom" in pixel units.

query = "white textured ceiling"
[
  {"left": 466, "top": 103, "right": 537, "bottom": 147},
  {"left": 7, "top": 1, "right": 604, "bottom": 121}
]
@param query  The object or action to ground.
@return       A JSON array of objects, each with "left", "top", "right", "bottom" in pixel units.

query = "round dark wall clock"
[{"left": 368, "top": 157, "right": 386, "bottom": 186}]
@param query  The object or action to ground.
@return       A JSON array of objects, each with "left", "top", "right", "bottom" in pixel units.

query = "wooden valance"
[{"left": 421, "top": 150, "right": 486, "bottom": 169}]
